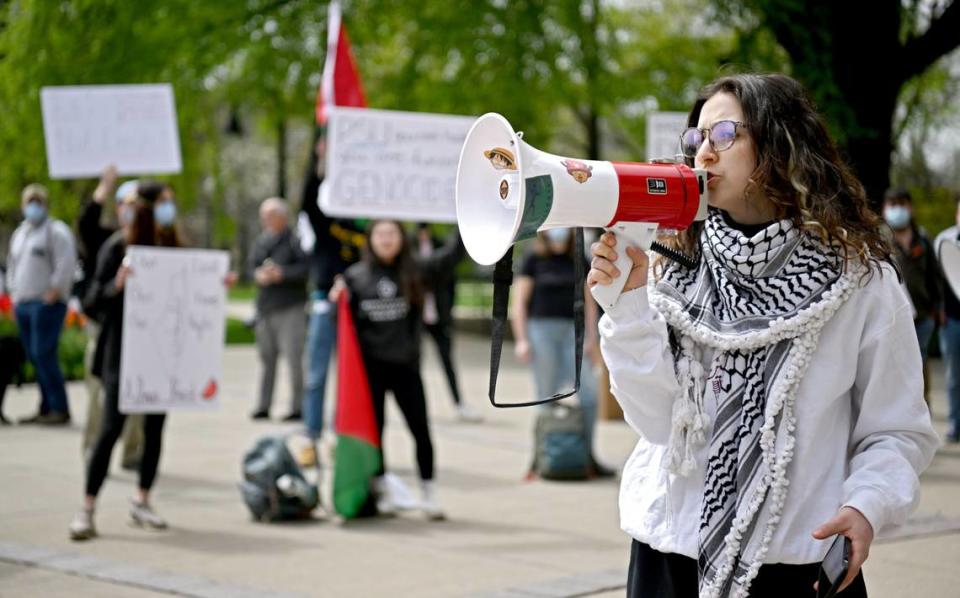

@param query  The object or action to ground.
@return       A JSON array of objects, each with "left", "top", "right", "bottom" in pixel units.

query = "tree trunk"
[
  {"left": 752, "top": 0, "right": 960, "bottom": 211},
  {"left": 829, "top": 1, "right": 902, "bottom": 210}
]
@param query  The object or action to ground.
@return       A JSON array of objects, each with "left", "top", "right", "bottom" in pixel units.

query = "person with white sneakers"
[
  {"left": 330, "top": 220, "right": 464, "bottom": 521},
  {"left": 70, "top": 182, "right": 182, "bottom": 540}
]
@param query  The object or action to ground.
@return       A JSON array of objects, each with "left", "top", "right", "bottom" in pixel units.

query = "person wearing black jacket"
[
  {"left": 69, "top": 182, "right": 184, "bottom": 541},
  {"left": 299, "top": 132, "right": 365, "bottom": 437},
  {"left": 249, "top": 198, "right": 309, "bottom": 421},
  {"left": 883, "top": 188, "right": 941, "bottom": 368},
  {"left": 76, "top": 165, "right": 143, "bottom": 466},
  {"left": 330, "top": 220, "right": 464, "bottom": 520},
  {"left": 414, "top": 223, "right": 480, "bottom": 422}
]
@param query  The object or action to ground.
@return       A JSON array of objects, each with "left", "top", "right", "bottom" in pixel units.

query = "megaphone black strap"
[
  {"left": 488, "top": 228, "right": 585, "bottom": 408},
  {"left": 487, "top": 250, "right": 513, "bottom": 406}
]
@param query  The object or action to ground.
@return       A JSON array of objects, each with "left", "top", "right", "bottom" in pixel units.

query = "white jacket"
[{"left": 599, "top": 263, "right": 939, "bottom": 564}]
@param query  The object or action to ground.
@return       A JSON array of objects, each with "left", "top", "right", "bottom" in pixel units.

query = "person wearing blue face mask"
[
  {"left": 883, "top": 188, "right": 940, "bottom": 379},
  {"left": 71, "top": 180, "right": 185, "bottom": 540},
  {"left": 149, "top": 183, "right": 184, "bottom": 248},
  {"left": 6, "top": 184, "right": 78, "bottom": 425}
]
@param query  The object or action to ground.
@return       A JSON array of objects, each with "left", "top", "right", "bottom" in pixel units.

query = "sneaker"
[
  {"left": 282, "top": 412, "right": 303, "bottom": 422},
  {"left": 130, "top": 499, "right": 167, "bottom": 529},
  {"left": 372, "top": 477, "right": 397, "bottom": 517},
  {"left": 383, "top": 473, "right": 418, "bottom": 511},
  {"left": 38, "top": 412, "right": 70, "bottom": 426},
  {"left": 419, "top": 481, "right": 446, "bottom": 521},
  {"left": 69, "top": 507, "right": 96, "bottom": 541},
  {"left": 250, "top": 410, "right": 270, "bottom": 421},
  {"left": 456, "top": 403, "right": 483, "bottom": 423}
]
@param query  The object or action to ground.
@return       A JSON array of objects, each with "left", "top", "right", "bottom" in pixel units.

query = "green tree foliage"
[
  {"left": 711, "top": 0, "right": 960, "bottom": 208},
  {"left": 0, "top": 0, "right": 758, "bottom": 241}
]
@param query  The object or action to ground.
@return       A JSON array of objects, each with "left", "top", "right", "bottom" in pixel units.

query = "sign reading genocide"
[
  {"left": 119, "top": 247, "right": 229, "bottom": 414},
  {"left": 40, "top": 84, "right": 183, "bottom": 179},
  {"left": 320, "top": 106, "right": 476, "bottom": 223}
]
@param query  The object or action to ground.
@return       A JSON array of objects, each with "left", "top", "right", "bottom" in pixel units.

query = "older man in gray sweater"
[{"left": 6, "top": 184, "right": 77, "bottom": 425}]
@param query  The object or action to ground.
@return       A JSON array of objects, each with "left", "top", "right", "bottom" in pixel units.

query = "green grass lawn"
[{"left": 228, "top": 283, "right": 257, "bottom": 302}]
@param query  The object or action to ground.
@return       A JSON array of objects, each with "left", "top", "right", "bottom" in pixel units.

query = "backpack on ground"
[
  {"left": 533, "top": 400, "right": 591, "bottom": 480},
  {"left": 239, "top": 434, "right": 320, "bottom": 522}
]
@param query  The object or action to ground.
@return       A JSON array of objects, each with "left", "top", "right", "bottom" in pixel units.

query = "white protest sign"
[
  {"left": 120, "top": 247, "right": 229, "bottom": 414},
  {"left": 320, "top": 106, "right": 476, "bottom": 223},
  {"left": 941, "top": 240, "right": 960, "bottom": 300},
  {"left": 645, "top": 111, "right": 689, "bottom": 161},
  {"left": 40, "top": 84, "right": 183, "bottom": 179}
]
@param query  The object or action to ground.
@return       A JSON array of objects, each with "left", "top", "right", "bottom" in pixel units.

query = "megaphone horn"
[{"left": 455, "top": 113, "right": 709, "bottom": 310}]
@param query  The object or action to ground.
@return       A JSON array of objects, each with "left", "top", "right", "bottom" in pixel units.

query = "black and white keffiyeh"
[{"left": 649, "top": 209, "right": 858, "bottom": 598}]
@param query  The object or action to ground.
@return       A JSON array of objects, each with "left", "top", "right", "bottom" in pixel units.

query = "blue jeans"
[
  {"left": 15, "top": 301, "right": 69, "bottom": 415},
  {"left": 915, "top": 316, "right": 935, "bottom": 365},
  {"left": 304, "top": 292, "right": 336, "bottom": 437},
  {"left": 527, "top": 317, "right": 598, "bottom": 453},
  {"left": 940, "top": 317, "right": 960, "bottom": 437}
]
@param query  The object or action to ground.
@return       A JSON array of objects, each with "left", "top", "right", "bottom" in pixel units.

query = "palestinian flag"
[
  {"left": 332, "top": 292, "right": 381, "bottom": 518},
  {"left": 315, "top": 0, "right": 367, "bottom": 125}
]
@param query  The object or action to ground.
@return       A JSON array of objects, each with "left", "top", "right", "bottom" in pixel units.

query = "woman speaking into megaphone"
[{"left": 588, "top": 74, "right": 938, "bottom": 598}]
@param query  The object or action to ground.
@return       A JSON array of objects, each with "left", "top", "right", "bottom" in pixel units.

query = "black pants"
[
  {"left": 424, "top": 322, "right": 462, "bottom": 405},
  {"left": 366, "top": 357, "right": 435, "bottom": 481},
  {"left": 86, "top": 378, "right": 166, "bottom": 497},
  {"left": 627, "top": 541, "right": 867, "bottom": 598}
]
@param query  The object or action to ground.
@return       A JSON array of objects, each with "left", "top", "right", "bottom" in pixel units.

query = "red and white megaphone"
[{"left": 455, "top": 113, "right": 709, "bottom": 309}]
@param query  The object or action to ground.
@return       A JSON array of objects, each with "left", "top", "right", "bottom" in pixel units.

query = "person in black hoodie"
[
  {"left": 69, "top": 182, "right": 184, "bottom": 541},
  {"left": 414, "top": 223, "right": 481, "bottom": 422},
  {"left": 330, "top": 219, "right": 464, "bottom": 520}
]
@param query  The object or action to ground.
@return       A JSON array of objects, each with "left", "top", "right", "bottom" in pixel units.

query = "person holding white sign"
[
  {"left": 299, "top": 132, "right": 366, "bottom": 438},
  {"left": 77, "top": 166, "right": 144, "bottom": 467},
  {"left": 70, "top": 181, "right": 183, "bottom": 541}
]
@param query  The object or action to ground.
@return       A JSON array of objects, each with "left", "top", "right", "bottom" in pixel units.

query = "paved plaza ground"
[{"left": 1, "top": 329, "right": 959, "bottom": 597}]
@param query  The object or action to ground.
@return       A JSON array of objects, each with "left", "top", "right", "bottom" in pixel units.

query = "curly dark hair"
[{"left": 665, "top": 73, "right": 892, "bottom": 275}]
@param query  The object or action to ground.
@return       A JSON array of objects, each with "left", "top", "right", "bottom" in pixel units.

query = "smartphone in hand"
[{"left": 817, "top": 534, "right": 851, "bottom": 598}]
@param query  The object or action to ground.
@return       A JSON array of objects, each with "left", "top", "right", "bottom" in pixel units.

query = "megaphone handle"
[{"left": 590, "top": 222, "right": 658, "bottom": 311}]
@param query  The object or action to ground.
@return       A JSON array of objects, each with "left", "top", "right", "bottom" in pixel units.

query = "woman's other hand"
[{"left": 812, "top": 506, "right": 874, "bottom": 593}]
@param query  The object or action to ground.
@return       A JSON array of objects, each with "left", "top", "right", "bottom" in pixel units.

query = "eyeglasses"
[{"left": 679, "top": 120, "right": 747, "bottom": 159}]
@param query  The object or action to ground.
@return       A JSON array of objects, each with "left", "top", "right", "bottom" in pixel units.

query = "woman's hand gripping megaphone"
[{"left": 589, "top": 231, "right": 649, "bottom": 295}]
